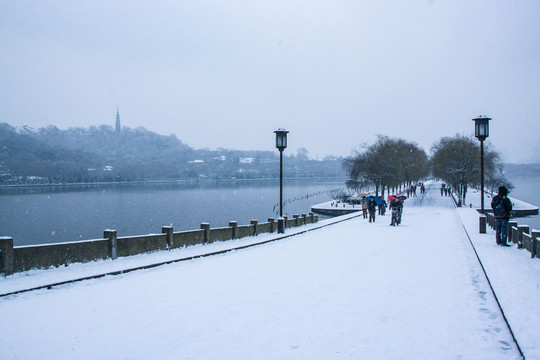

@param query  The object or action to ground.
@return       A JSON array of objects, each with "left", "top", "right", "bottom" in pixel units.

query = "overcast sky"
[{"left": 1, "top": 0, "right": 539, "bottom": 163}]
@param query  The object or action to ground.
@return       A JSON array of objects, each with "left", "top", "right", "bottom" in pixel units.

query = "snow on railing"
[
  {"left": 0, "top": 213, "right": 318, "bottom": 276},
  {"left": 485, "top": 212, "right": 540, "bottom": 259}
]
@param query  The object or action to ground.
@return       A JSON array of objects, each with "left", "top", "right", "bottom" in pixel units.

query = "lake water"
[
  {"left": 507, "top": 174, "right": 540, "bottom": 231},
  {"left": 1, "top": 175, "right": 538, "bottom": 247},
  {"left": 0, "top": 179, "right": 345, "bottom": 246}
]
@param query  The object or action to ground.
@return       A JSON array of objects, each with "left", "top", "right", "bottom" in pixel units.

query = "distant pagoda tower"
[{"left": 115, "top": 107, "right": 121, "bottom": 134}]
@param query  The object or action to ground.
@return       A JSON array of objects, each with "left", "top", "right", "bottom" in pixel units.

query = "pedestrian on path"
[
  {"left": 361, "top": 196, "right": 368, "bottom": 219},
  {"left": 368, "top": 197, "right": 377, "bottom": 223},
  {"left": 389, "top": 197, "right": 403, "bottom": 226},
  {"left": 491, "top": 185, "right": 513, "bottom": 246},
  {"left": 378, "top": 199, "right": 387, "bottom": 215}
]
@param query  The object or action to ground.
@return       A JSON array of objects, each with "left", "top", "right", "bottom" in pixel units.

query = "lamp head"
[
  {"left": 472, "top": 116, "right": 491, "bottom": 141},
  {"left": 274, "top": 129, "right": 289, "bottom": 151}
]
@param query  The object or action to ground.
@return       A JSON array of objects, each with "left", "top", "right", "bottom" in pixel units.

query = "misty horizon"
[{"left": 1, "top": 1, "right": 539, "bottom": 163}]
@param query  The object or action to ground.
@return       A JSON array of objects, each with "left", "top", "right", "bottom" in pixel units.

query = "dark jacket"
[
  {"left": 390, "top": 199, "right": 402, "bottom": 211},
  {"left": 491, "top": 195, "right": 513, "bottom": 220},
  {"left": 368, "top": 199, "right": 377, "bottom": 213}
]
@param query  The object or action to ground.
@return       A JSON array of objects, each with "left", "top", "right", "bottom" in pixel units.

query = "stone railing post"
[
  {"left": 268, "top": 218, "right": 275, "bottom": 232},
  {"left": 278, "top": 217, "right": 285, "bottom": 234},
  {"left": 531, "top": 230, "right": 540, "bottom": 259},
  {"left": 479, "top": 215, "right": 486, "bottom": 234},
  {"left": 250, "top": 220, "right": 258, "bottom": 236},
  {"left": 229, "top": 221, "right": 238, "bottom": 239},
  {"left": 293, "top": 215, "right": 299, "bottom": 227},
  {"left": 200, "top": 223, "right": 210, "bottom": 244},
  {"left": 162, "top": 226, "right": 174, "bottom": 249},
  {"left": 310, "top": 212, "right": 315, "bottom": 223},
  {"left": 301, "top": 214, "right": 307, "bottom": 225},
  {"left": 104, "top": 230, "right": 118, "bottom": 260},
  {"left": 517, "top": 225, "right": 530, "bottom": 249},
  {"left": 0, "top": 237, "right": 14, "bottom": 276}
]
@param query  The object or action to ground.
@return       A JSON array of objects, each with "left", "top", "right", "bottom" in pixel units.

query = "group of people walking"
[
  {"left": 359, "top": 195, "right": 404, "bottom": 226},
  {"left": 355, "top": 183, "right": 515, "bottom": 246},
  {"left": 406, "top": 183, "right": 425, "bottom": 197},
  {"left": 440, "top": 183, "right": 452, "bottom": 196}
]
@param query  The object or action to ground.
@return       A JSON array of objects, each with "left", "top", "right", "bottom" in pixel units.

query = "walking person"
[
  {"left": 378, "top": 199, "right": 387, "bottom": 216},
  {"left": 361, "top": 196, "right": 368, "bottom": 219},
  {"left": 389, "top": 197, "right": 402, "bottom": 226},
  {"left": 491, "top": 186, "right": 513, "bottom": 246},
  {"left": 396, "top": 198, "right": 404, "bottom": 224},
  {"left": 368, "top": 197, "right": 377, "bottom": 223}
]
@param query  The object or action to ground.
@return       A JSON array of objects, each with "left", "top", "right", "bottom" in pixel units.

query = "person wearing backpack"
[{"left": 491, "top": 186, "right": 513, "bottom": 246}]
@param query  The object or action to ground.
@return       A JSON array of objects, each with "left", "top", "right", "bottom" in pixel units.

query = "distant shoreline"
[{"left": 0, "top": 177, "right": 347, "bottom": 191}]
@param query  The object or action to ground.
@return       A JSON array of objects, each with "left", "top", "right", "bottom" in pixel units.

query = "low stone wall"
[
  {"left": 257, "top": 221, "right": 274, "bottom": 235},
  {"left": 485, "top": 213, "right": 540, "bottom": 259},
  {"left": 171, "top": 229, "right": 205, "bottom": 249},
  {"left": 12, "top": 239, "right": 110, "bottom": 273},
  {"left": 117, "top": 234, "right": 168, "bottom": 257},
  {"left": 209, "top": 227, "right": 233, "bottom": 243},
  {"left": 0, "top": 213, "right": 318, "bottom": 276},
  {"left": 237, "top": 225, "right": 255, "bottom": 239}
]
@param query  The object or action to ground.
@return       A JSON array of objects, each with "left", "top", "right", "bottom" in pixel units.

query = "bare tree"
[
  {"left": 327, "top": 188, "right": 348, "bottom": 202},
  {"left": 343, "top": 135, "right": 429, "bottom": 197},
  {"left": 431, "top": 134, "right": 502, "bottom": 204},
  {"left": 485, "top": 165, "right": 514, "bottom": 196}
]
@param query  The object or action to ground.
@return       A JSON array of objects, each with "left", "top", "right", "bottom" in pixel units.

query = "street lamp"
[
  {"left": 274, "top": 129, "right": 288, "bottom": 232},
  {"left": 473, "top": 116, "right": 491, "bottom": 215}
]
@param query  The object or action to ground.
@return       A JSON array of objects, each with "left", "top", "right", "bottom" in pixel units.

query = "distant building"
[
  {"left": 239, "top": 157, "right": 255, "bottom": 164},
  {"left": 115, "top": 107, "right": 121, "bottom": 134}
]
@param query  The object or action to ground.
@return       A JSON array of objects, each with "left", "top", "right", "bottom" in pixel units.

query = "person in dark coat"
[
  {"left": 378, "top": 199, "right": 387, "bottom": 215},
  {"left": 368, "top": 198, "right": 377, "bottom": 223},
  {"left": 389, "top": 197, "right": 403, "bottom": 226},
  {"left": 491, "top": 186, "right": 513, "bottom": 246}
]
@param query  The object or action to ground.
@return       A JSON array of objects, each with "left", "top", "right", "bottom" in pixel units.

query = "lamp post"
[
  {"left": 473, "top": 116, "right": 490, "bottom": 214},
  {"left": 274, "top": 129, "right": 288, "bottom": 233}
]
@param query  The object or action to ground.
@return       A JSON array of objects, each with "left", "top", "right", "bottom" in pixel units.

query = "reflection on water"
[{"left": 0, "top": 179, "right": 345, "bottom": 246}]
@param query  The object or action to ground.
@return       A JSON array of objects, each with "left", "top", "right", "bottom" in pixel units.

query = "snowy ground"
[{"left": 1, "top": 182, "right": 539, "bottom": 359}]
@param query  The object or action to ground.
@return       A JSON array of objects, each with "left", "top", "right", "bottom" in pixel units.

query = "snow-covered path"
[{"left": 0, "top": 184, "right": 530, "bottom": 359}]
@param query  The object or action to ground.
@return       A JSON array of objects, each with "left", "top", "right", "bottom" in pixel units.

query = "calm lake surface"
[
  {"left": 507, "top": 174, "right": 540, "bottom": 231},
  {"left": 1, "top": 175, "right": 538, "bottom": 247},
  {"left": 0, "top": 179, "right": 345, "bottom": 246}
]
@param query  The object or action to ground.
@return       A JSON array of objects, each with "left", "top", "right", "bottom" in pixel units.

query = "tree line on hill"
[
  {"left": 0, "top": 123, "right": 344, "bottom": 184},
  {"left": 341, "top": 134, "right": 511, "bottom": 204},
  {"left": 1, "top": 122, "right": 515, "bottom": 202}
]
